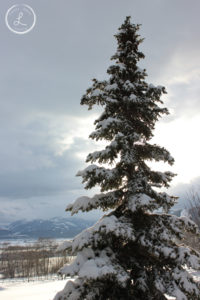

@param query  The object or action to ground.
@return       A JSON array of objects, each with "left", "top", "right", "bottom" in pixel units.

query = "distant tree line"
[
  {"left": 183, "top": 188, "right": 200, "bottom": 251},
  {"left": 0, "top": 238, "right": 71, "bottom": 280}
]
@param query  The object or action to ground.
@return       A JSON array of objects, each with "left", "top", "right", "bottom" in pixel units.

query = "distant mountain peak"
[{"left": 0, "top": 217, "right": 95, "bottom": 240}]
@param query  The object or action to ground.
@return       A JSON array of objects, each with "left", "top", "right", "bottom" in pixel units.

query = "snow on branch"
[
  {"left": 54, "top": 278, "right": 84, "bottom": 300},
  {"left": 59, "top": 247, "right": 129, "bottom": 286},
  {"left": 76, "top": 164, "right": 122, "bottom": 191},
  {"left": 59, "top": 214, "right": 136, "bottom": 253},
  {"left": 128, "top": 193, "right": 156, "bottom": 212},
  {"left": 66, "top": 191, "right": 121, "bottom": 215}
]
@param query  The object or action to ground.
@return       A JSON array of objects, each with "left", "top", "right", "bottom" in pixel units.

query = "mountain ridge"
[{"left": 0, "top": 217, "right": 96, "bottom": 239}]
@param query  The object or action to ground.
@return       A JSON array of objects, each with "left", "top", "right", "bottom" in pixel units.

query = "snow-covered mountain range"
[
  {"left": 0, "top": 217, "right": 95, "bottom": 239},
  {"left": 0, "top": 209, "right": 186, "bottom": 240}
]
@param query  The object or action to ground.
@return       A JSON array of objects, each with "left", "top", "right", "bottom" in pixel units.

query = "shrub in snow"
[{"left": 54, "top": 17, "right": 200, "bottom": 300}]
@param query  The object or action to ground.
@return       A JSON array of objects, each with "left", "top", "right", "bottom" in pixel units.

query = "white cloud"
[{"left": 152, "top": 116, "right": 200, "bottom": 185}]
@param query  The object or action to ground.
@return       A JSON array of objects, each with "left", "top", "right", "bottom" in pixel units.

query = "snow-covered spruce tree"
[{"left": 54, "top": 17, "right": 200, "bottom": 300}]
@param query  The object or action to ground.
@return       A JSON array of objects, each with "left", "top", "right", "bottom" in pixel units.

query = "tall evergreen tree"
[{"left": 54, "top": 17, "right": 200, "bottom": 300}]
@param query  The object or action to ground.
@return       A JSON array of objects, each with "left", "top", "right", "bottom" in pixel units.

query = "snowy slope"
[
  {"left": 0, "top": 269, "right": 199, "bottom": 300},
  {"left": 0, "top": 278, "right": 68, "bottom": 300}
]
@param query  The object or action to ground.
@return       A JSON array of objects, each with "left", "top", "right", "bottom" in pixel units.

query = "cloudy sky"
[{"left": 0, "top": 0, "right": 200, "bottom": 224}]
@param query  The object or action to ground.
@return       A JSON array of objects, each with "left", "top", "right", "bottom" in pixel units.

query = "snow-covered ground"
[
  {"left": 0, "top": 277, "right": 69, "bottom": 300},
  {"left": 0, "top": 270, "right": 199, "bottom": 300}
]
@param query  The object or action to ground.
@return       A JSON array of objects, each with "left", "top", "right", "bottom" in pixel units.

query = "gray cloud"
[
  {"left": 0, "top": 131, "right": 88, "bottom": 198},
  {"left": 0, "top": 0, "right": 200, "bottom": 222}
]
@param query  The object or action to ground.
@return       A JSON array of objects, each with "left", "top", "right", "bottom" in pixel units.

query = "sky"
[{"left": 0, "top": 0, "right": 200, "bottom": 224}]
